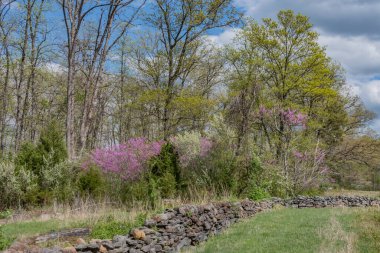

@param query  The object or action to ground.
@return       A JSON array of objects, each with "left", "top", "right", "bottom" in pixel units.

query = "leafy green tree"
[
  {"left": 15, "top": 120, "right": 67, "bottom": 180},
  {"left": 149, "top": 143, "right": 181, "bottom": 197},
  {"left": 225, "top": 10, "right": 357, "bottom": 193},
  {"left": 132, "top": 0, "right": 240, "bottom": 139}
]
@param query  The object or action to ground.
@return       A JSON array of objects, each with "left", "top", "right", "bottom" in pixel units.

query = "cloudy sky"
[{"left": 210, "top": 0, "right": 380, "bottom": 132}]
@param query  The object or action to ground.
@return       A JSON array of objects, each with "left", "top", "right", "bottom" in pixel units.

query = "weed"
[
  {"left": 0, "top": 225, "right": 14, "bottom": 250},
  {"left": 0, "top": 210, "right": 12, "bottom": 219}
]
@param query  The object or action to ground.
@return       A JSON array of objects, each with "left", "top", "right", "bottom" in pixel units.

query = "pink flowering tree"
[
  {"left": 290, "top": 143, "right": 330, "bottom": 194},
  {"left": 257, "top": 105, "right": 321, "bottom": 193},
  {"left": 258, "top": 105, "right": 307, "bottom": 130},
  {"left": 86, "top": 137, "right": 165, "bottom": 180},
  {"left": 258, "top": 105, "right": 308, "bottom": 155}
]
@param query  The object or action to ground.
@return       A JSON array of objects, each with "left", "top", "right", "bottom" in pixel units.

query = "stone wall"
[{"left": 11, "top": 196, "right": 380, "bottom": 253}]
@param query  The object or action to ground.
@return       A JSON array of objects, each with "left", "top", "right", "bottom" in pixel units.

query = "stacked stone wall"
[{"left": 71, "top": 196, "right": 379, "bottom": 253}]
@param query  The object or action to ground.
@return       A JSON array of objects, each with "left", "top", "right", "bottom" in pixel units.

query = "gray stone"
[
  {"left": 154, "top": 244, "right": 163, "bottom": 252},
  {"left": 144, "top": 219, "right": 157, "bottom": 227},
  {"left": 204, "top": 221, "right": 211, "bottom": 230},
  {"left": 175, "top": 237, "right": 191, "bottom": 251},
  {"left": 141, "top": 244, "right": 152, "bottom": 252}
]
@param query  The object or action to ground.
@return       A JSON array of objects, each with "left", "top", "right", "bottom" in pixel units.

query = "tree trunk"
[
  {"left": 0, "top": 41, "right": 10, "bottom": 155},
  {"left": 66, "top": 54, "right": 76, "bottom": 159},
  {"left": 15, "top": 1, "right": 31, "bottom": 150}
]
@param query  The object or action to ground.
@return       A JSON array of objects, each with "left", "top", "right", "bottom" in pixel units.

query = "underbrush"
[{"left": 90, "top": 212, "right": 148, "bottom": 239}]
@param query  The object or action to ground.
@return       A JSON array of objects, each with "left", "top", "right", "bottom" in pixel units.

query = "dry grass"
[{"left": 3, "top": 198, "right": 136, "bottom": 226}]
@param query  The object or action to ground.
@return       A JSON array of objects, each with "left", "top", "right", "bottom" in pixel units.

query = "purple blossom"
[
  {"left": 292, "top": 147, "right": 329, "bottom": 187},
  {"left": 258, "top": 106, "right": 307, "bottom": 127},
  {"left": 259, "top": 105, "right": 272, "bottom": 117},
  {"left": 87, "top": 137, "right": 164, "bottom": 180},
  {"left": 280, "top": 109, "right": 307, "bottom": 126},
  {"left": 292, "top": 148, "right": 326, "bottom": 164}
]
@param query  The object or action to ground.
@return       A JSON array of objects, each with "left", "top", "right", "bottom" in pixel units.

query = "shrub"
[
  {"left": 90, "top": 216, "right": 133, "bottom": 239},
  {"left": 237, "top": 153, "right": 288, "bottom": 199},
  {"left": 90, "top": 212, "right": 147, "bottom": 239},
  {"left": 0, "top": 210, "right": 12, "bottom": 219},
  {"left": 15, "top": 121, "right": 66, "bottom": 175},
  {"left": 37, "top": 120, "right": 67, "bottom": 166},
  {"left": 40, "top": 159, "right": 79, "bottom": 203},
  {"left": 119, "top": 177, "right": 150, "bottom": 204},
  {"left": 156, "top": 171, "right": 177, "bottom": 198},
  {"left": 78, "top": 166, "right": 105, "bottom": 198},
  {"left": 170, "top": 131, "right": 212, "bottom": 168},
  {"left": 14, "top": 142, "right": 42, "bottom": 175},
  {"left": 147, "top": 176, "right": 160, "bottom": 209},
  {"left": 149, "top": 143, "right": 181, "bottom": 193},
  {"left": 12, "top": 121, "right": 68, "bottom": 206},
  {"left": 190, "top": 142, "right": 238, "bottom": 195},
  {"left": 0, "top": 161, "right": 22, "bottom": 209},
  {"left": 247, "top": 187, "right": 270, "bottom": 201},
  {"left": 169, "top": 132, "right": 225, "bottom": 194},
  {"left": 0, "top": 161, "right": 38, "bottom": 209},
  {"left": 262, "top": 165, "right": 288, "bottom": 198},
  {"left": 15, "top": 121, "right": 67, "bottom": 197}
]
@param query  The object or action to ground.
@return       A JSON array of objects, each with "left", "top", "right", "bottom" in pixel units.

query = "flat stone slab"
[{"left": 35, "top": 228, "right": 91, "bottom": 244}]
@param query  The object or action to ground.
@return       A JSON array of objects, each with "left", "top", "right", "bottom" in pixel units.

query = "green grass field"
[{"left": 191, "top": 207, "right": 380, "bottom": 253}]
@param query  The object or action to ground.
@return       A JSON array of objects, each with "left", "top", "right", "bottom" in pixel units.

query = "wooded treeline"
[{"left": 0, "top": 0, "right": 379, "bottom": 192}]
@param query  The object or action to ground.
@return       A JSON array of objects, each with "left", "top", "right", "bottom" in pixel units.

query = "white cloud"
[
  {"left": 206, "top": 28, "right": 241, "bottom": 46},
  {"left": 370, "top": 119, "right": 380, "bottom": 133},
  {"left": 347, "top": 78, "right": 380, "bottom": 131},
  {"left": 45, "top": 62, "right": 65, "bottom": 73},
  {"left": 364, "top": 80, "right": 380, "bottom": 105},
  {"left": 318, "top": 33, "right": 380, "bottom": 77},
  {"left": 233, "top": 0, "right": 380, "bottom": 38}
]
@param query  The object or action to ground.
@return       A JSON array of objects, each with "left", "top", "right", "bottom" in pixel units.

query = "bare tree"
[
  {"left": 20, "top": 0, "right": 47, "bottom": 143},
  {"left": 77, "top": 0, "right": 145, "bottom": 153},
  {"left": 14, "top": 0, "right": 32, "bottom": 150},
  {"left": 59, "top": 0, "right": 145, "bottom": 158},
  {"left": 0, "top": 0, "right": 16, "bottom": 155}
]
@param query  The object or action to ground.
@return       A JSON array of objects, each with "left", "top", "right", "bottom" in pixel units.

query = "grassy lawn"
[{"left": 191, "top": 207, "right": 380, "bottom": 253}]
